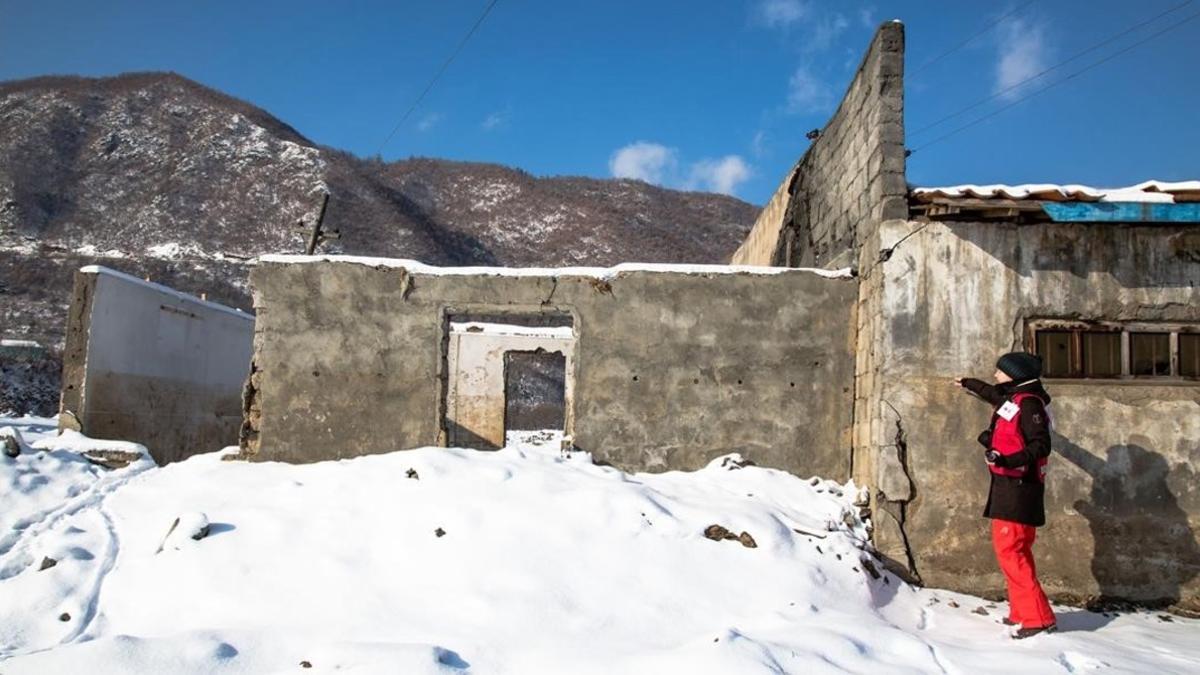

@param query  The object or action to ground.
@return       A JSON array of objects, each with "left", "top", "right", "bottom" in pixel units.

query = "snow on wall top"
[
  {"left": 79, "top": 265, "right": 253, "bottom": 320},
  {"left": 911, "top": 180, "right": 1200, "bottom": 204},
  {"left": 256, "top": 255, "right": 855, "bottom": 280},
  {"left": 450, "top": 321, "right": 575, "bottom": 339}
]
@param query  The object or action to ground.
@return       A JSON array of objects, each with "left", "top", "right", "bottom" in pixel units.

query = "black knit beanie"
[{"left": 996, "top": 352, "right": 1042, "bottom": 381}]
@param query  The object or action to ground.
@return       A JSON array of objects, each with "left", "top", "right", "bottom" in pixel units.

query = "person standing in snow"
[{"left": 955, "top": 352, "right": 1057, "bottom": 639}]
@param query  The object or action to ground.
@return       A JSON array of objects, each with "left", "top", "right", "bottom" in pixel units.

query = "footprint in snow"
[{"left": 1056, "top": 650, "right": 1110, "bottom": 672}]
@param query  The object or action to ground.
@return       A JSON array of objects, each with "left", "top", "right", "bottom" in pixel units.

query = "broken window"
[
  {"left": 1034, "top": 329, "right": 1119, "bottom": 378},
  {"left": 1130, "top": 333, "right": 1171, "bottom": 377},
  {"left": 1029, "top": 321, "right": 1200, "bottom": 381},
  {"left": 1082, "top": 331, "right": 1122, "bottom": 378},
  {"left": 1036, "top": 331, "right": 1075, "bottom": 378},
  {"left": 1181, "top": 334, "right": 1200, "bottom": 379}
]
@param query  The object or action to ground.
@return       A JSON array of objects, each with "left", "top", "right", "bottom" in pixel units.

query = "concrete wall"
[
  {"left": 854, "top": 219, "right": 1200, "bottom": 610},
  {"left": 59, "top": 266, "right": 254, "bottom": 464},
  {"left": 730, "top": 22, "right": 906, "bottom": 269},
  {"left": 729, "top": 165, "right": 799, "bottom": 266},
  {"left": 241, "top": 260, "right": 859, "bottom": 480}
]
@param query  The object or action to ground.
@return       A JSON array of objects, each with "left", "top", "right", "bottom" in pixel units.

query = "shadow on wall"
[{"left": 1053, "top": 432, "right": 1200, "bottom": 608}]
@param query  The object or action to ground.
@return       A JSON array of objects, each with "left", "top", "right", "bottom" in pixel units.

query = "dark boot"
[{"left": 1012, "top": 624, "right": 1057, "bottom": 639}]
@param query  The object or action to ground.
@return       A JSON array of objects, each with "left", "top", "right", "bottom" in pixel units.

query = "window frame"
[{"left": 1025, "top": 319, "right": 1200, "bottom": 383}]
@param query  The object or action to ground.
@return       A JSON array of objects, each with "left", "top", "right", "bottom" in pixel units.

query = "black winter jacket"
[{"left": 960, "top": 378, "right": 1053, "bottom": 527}]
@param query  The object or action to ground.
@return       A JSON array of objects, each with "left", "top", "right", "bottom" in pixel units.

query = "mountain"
[{"left": 0, "top": 72, "right": 759, "bottom": 397}]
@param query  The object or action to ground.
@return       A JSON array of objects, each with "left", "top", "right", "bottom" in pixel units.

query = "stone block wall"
[{"left": 731, "top": 22, "right": 907, "bottom": 269}]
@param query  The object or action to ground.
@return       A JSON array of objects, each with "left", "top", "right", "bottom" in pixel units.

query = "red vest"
[{"left": 990, "top": 392, "right": 1049, "bottom": 482}]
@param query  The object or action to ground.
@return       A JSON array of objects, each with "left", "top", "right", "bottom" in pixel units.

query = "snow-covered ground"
[{"left": 2, "top": 418, "right": 1199, "bottom": 674}]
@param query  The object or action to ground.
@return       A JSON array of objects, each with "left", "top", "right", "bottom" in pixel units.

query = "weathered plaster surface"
[
  {"left": 243, "top": 261, "right": 858, "bottom": 480},
  {"left": 858, "top": 219, "right": 1200, "bottom": 608},
  {"left": 59, "top": 267, "right": 254, "bottom": 464}
]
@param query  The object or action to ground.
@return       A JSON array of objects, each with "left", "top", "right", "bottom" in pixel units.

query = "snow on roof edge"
[
  {"left": 79, "top": 265, "right": 253, "bottom": 321},
  {"left": 911, "top": 179, "right": 1200, "bottom": 204},
  {"left": 256, "top": 255, "right": 854, "bottom": 280}
]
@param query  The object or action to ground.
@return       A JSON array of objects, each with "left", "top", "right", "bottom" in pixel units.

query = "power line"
[
  {"left": 376, "top": 0, "right": 501, "bottom": 154},
  {"left": 909, "top": 0, "right": 1035, "bottom": 77},
  {"left": 910, "top": 8, "right": 1200, "bottom": 154},
  {"left": 910, "top": 0, "right": 1194, "bottom": 138}
]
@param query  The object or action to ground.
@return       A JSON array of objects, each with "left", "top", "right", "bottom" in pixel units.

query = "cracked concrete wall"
[
  {"left": 857, "top": 218, "right": 1200, "bottom": 609},
  {"left": 730, "top": 22, "right": 906, "bottom": 269},
  {"left": 242, "top": 261, "right": 858, "bottom": 479},
  {"left": 59, "top": 267, "right": 254, "bottom": 464}
]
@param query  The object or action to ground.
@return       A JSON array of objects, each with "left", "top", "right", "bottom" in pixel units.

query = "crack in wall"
[{"left": 880, "top": 399, "right": 922, "bottom": 583}]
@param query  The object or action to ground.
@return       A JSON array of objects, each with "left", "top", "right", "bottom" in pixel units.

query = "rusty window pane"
[
  {"left": 1181, "top": 334, "right": 1200, "bottom": 378},
  {"left": 1130, "top": 333, "right": 1171, "bottom": 376},
  {"left": 1036, "top": 330, "right": 1077, "bottom": 378},
  {"left": 1081, "top": 331, "right": 1121, "bottom": 378}
]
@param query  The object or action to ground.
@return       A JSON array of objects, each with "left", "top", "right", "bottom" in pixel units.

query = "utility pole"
[{"left": 300, "top": 192, "right": 339, "bottom": 255}]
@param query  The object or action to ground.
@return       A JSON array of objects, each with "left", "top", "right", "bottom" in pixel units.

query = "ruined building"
[{"left": 62, "top": 22, "right": 1200, "bottom": 610}]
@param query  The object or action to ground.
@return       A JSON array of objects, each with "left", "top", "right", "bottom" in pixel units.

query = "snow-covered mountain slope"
[
  {"left": 2, "top": 422, "right": 1198, "bottom": 674},
  {"left": 0, "top": 73, "right": 762, "bottom": 416}
]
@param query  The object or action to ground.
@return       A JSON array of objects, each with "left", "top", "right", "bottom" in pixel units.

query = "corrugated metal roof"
[{"left": 911, "top": 180, "right": 1200, "bottom": 204}]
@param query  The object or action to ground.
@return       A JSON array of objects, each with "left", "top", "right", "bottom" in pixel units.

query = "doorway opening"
[
  {"left": 504, "top": 349, "right": 567, "bottom": 446},
  {"left": 442, "top": 312, "right": 575, "bottom": 450}
]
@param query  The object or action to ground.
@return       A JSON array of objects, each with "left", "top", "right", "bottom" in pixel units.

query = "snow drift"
[{"left": 2, "top": 419, "right": 1199, "bottom": 674}]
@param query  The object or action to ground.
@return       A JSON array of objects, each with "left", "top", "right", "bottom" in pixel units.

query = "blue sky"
[{"left": 2, "top": 0, "right": 1198, "bottom": 205}]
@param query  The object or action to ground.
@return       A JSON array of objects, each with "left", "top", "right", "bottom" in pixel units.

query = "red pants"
[{"left": 991, "top": 519, "right": 1056, "bottom": 628}]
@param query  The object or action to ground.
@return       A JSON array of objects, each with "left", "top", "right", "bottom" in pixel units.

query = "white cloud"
[
  {"left": 686, "top": 156, "right": 752, "bottom": 196},
  {"left": 807, "top": 13, "right": 849, "bottom": 52},
  {"left": 608, "top": 142, "right": 752, "bottom": 196},
  {"left": 756, "top": 0, "right": 809, "bottom": 29},
  {"left": 858, "top": 7, "right": 876, "bottom": 29},
  {"left": 482, "top": 110, "right": 508, "bottom": 131},
  {"left": 995, "top": 18, "right": 1048, "bottom": 99},
  {"left": 786, "top": 64, "right": 833, "bottom": 114},
  {"left": 609, "top": 142, "right": 678, "bottom": 185},
  {"left": 752, "top": 130, "right": 768, "bottom": 158},
  {"left": 417, "top": 112, "right": 441, "bottom": 132}
]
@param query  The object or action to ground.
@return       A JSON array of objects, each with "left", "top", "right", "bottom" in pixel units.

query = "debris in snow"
[
  {"left": 58, "top": 612, "right": 70, "bottom": 622},
  {"left": 38, "top": 556, "right": 57, "bottom": 571},
  {"left": 81, "top": 449, "right": 145, "bottom": 470},
  {"left": 973, "top": 607, "right": 989, "bottom": 616},
  {"left": 792, "top": 526, "right": 828, "bottom": 539},
  {"left": 434, "top": 527, "right": 446, "bottom": 538},
  {"left": 948, "top": 600, "right": 960, "bottom": 608},
  {"left": 156, "top": 512, "right": 211, "bottom": 553},
  {"left": 861, "top": 558, "right": 882, "bottom": 580},
  {"left": 406, "top": 468, "right": 419, "bottom": 480},
  {"left": 2, "top": 426, "right": 28, "bottom": 457},
  {"left": 300, "top": 660, "right": 313, "bottom": 668},
  {"left": 703, "top": 524, "right": 757, "bottom": 548},
  {"left": 716, "top": 454, "right": 756, "bottom": 470}
]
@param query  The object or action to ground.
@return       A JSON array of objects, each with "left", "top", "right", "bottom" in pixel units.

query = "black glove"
[
  {"left": 976, "top": 429, "right": 992, "bottom": 449},
  {"left": 984, "top": 450, "right": 1006, "bottom": 467}
]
